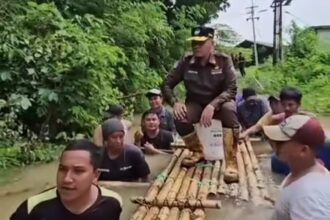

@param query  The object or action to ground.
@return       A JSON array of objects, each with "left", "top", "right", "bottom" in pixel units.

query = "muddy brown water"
[{"left": 0, "top": 116, "right": 329, "bottom": 220}]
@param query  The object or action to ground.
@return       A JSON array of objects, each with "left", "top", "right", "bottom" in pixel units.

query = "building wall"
[{"left": 316, "top": 29, "right": 330, "bottom": 45}]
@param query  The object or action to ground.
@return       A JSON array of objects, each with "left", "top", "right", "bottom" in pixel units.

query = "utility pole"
[
  {"left": 271, "top": 0, "right": 292, "bottom": 65},
  {"left": 246, "top": 0, "right": 259, "bottom": 66}
]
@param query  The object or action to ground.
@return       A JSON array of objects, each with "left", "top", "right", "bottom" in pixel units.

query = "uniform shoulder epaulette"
[
  {"left": 214, "top": 52, "right": 229, "bottom": 59},
  {"left": 182, "top": 52, "right": 193, "bottom": 60},
  {"left": 171, "top": 53, "right": 193, "bottom": 69}
]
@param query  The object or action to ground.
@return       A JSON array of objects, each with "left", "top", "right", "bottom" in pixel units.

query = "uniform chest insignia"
[
  {"left": 211, "top": 68, "right": 223, "bottom": 75},
  {"left": 187, "top": 70, "right": 198, "bottom": 74}
]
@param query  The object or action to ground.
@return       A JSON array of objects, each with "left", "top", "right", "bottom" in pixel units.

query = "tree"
[
  {"left": 212, "top": 23, "right": 243, "bottom": 47},
  {"left": 0, "top": 0, "right": 231, "bottom": 138}
]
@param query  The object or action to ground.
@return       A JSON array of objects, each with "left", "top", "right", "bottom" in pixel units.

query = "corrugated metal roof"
[
  {"left": 235, "top": 39, "right": 273, "bottom": 48},
  {"left": 311, "top": 25, "right": 330, "bottom": 31}
]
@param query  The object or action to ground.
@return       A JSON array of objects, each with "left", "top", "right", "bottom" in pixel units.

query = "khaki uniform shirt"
[{"left": 162, "top": 52, "right": 237, "bottom": 109}]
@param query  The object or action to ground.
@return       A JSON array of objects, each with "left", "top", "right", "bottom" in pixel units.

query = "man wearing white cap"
[
  {"left": 263, "top": 115, "right": 330, "bottom": 220},
  {"left": 145, "top": 89, "right": 175, "bottom": 132},
  {"left": 134, "top": 89, "right": 175, "bottom": 147}
]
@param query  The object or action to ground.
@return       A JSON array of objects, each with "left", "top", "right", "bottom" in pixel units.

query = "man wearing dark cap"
[
  {"left": 240, "top": 87, "right": 312, "bottom": 140},
  {"left": 263, "top": 115, "right": 330, "bottom": 220},
  {"left": 237, "top": 87, "right": 269, "bottom": 129},
  {"left": 98, "top": 118, "right": 150, "bottom": 182},
  {"left": 93, "top": 104, "right": 132, "bottom": 147},
  {"left": 239, "top": 94, "right": 284, "bottom": 139},
  {"left": 161, "top": 26, "right": 240, "bottom": 182}
]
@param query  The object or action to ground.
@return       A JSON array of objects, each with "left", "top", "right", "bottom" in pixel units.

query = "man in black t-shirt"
[
  {"left": 10, "top": 140, "right": 122, "bottom": 220},
  {"left": 140, "top": 111, "right": 174, "bottom": 154},
  {"left": 99, "top": 118, "right": 150, "bottom": 182},
  {"left": 145, "top": 89, "right": 176, "bottom": 132},
  {"left": 134, "top": 89, "right": 176, "bottom": 146}
]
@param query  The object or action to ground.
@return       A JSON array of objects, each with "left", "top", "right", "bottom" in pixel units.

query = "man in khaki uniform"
[{"left": 161, "top": 26, "right": 240, "bottom": 182}]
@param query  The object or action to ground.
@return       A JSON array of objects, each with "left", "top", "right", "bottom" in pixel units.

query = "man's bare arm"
[{"left": 240, "top": 124, "right": 263, "bottom": 139}]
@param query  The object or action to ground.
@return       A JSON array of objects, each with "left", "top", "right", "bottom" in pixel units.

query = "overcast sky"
[{"left": 211, "top": 0, "right": 330, "bottom": 43}]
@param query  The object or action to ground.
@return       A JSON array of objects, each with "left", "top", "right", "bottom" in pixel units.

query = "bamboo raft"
[{"left": 129, "top": 140, "right": 274, "bottom": 220}]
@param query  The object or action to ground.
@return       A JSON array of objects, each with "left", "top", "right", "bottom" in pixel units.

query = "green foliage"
[
  {"left": 0, "top": 0, "right": 231, "bottom": 168},
  {"left": 288, "top": 22, "right": 319, "bottom": 58},
  {"left": 105, "top": 1, "right": 174, "bottom": 108},
  {"left": 0, "top": 1, "right": 125, "bottom": 136},
  {"left": 168, "top": 0, "right": 230, "bottom": 25},
  {"left": 219, "top": 46, "right": 253, "bottom": 63},
  {"left": 214, "top": 23, "right": 242, "bottom": 46},
  {"left": 0, "top": 142, "right": 63, "bottom": 169},
  {"left": 240, "top": 24, "right": 330, "bottom": 113}
]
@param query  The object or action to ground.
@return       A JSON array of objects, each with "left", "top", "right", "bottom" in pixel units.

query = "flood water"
[{"left": 0, "top": 116, "right": 329, "bottom": 220}]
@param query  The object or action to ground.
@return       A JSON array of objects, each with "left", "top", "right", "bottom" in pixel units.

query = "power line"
[
  {"left": 271, "top": 0, "right": 293, "bottom": 65},
  {"left": 284, "top": 10, "right": 310, "bottom": 26},
  {"left": 271, "top": 0, "right": 283, "bottom": 65},
  {"left": 246, "top": 0, "right": 260, "bottom": 66},
  {"left": 256, "top": 23, "right": 262, "bottom": 39}
]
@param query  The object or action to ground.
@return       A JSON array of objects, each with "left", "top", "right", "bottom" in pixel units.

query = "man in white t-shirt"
[{"left": 263, "top": 115, "right": 330, "bottom": 220}]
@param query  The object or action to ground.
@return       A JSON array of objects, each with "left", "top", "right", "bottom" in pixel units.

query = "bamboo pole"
[
  {"left": 145, "top": 149, "right": 183, "bottom": 202},
  {"left": 156, "top": 149, "right": 190, "bottom": 204},
  {"left": 130, "top": 206, "right": 148, "bottom": 220},
  {"left": 228, "top": 183, "right": 239, "bottom": 198},
  {"left": 237, "top": 144, "right": 249, "bottom": 201},
  {"left": 168, "top": 207, "right": 180, "bottom": 220},
  {"left": 245, "top": 141, "right": 264, "bottom": 183},
  {"left": 179, "top": 209, "right": 191, "bottom": 220},
  {"left": 249, "top": 137, "right": 262, "bottom": 142},
  {"left": 156, "top": 207, "right": 170, "bottom": 220},
  {"left": 187, "top": 164, "right": 203, "bottom": 205},
  {"left": 177, "top": 167, "right": 195, "bottom": 202},
  {"left": 217, "top": 160, "right": 228, "bottom": 195},
  {"left": 170, "top": 143, "right": 186, "bottom": 148},
  {"left": 118, "top": 91, "right": 146, "bottom": 99},
  {"left": 167, "top": 168, "right": 187, "bottom": 204},
  {"left": 143, "top": 207, "right": 159, "bottom": 220},
  {"left": 140, "top": 147, "right": 174, "bottom": 154},
  {"left": 131, "top": 197, "right": 221, "bottom": 209},
  {"left": 240, "top": 142, "right": 263, "bottom": 205},
  {"left": 193, "top": 209, "right": 205, "bottom": 220},
  {"left": 208, "top": 160, "right": 220, "bottom": 197},
  {"left": 245, "top": 140, "right": 270, "bottom": 199},
  {"left": 197, "top": 162, "right": 212, "bottom": 200}
]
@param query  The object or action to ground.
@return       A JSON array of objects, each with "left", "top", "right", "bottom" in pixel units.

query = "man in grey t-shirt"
[{"left": 263, "top": 115, "right": 330, "bottom": 220}]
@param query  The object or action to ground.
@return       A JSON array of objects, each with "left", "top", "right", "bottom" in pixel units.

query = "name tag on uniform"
[
  {"left": 187, "top": 70, "right": 198, "bottom": 74},
  {"left": 120, "top": 165, "right": 132, "bottom": 171},
  {"left": 211, "top": 68, "right": 223, "bottom": 75}
]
